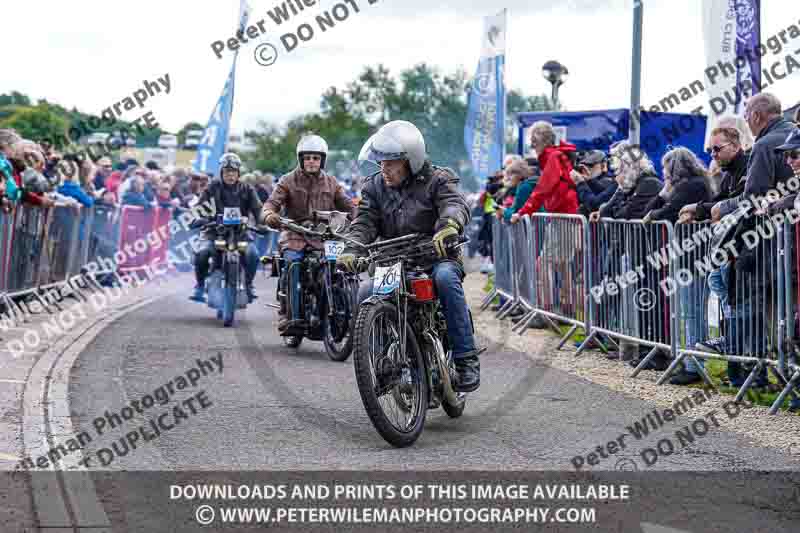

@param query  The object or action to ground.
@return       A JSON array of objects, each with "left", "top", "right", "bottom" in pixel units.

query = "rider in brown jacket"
[{"left": 261, "top": 134, "right": 353, "bottom": 331}]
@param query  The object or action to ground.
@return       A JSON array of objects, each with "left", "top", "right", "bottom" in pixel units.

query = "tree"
[
  {"left": 0, "top": 104, "right": 69, "bottom": 147},
  {"left": 245, "top": 63, "right": 552, "bottom": 192},
  {"left": 505, "top": 91, "right": 555, "bottom": 153}
]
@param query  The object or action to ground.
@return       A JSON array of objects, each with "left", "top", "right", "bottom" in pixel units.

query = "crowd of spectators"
[{"left": 475, "top": 91, "right": 800, "bottom": 393}]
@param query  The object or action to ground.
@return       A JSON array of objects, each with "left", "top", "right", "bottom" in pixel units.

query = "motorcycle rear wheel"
[
  {"left": 284, "top": 335, "right": 303, "bottom": 348},
  {"left": 353, "top": 300, "right": 427, "bottom": 448}
]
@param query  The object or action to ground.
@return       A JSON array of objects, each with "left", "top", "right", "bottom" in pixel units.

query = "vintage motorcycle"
[
  {"left": 199, "top": 208, "right": 269, "bottom": 328},
  {"left": 350, "top": 233, "right": 472, "bottom": 447},
  {"left": 266, "top": 211, "right": 359, "bottom": 361}
]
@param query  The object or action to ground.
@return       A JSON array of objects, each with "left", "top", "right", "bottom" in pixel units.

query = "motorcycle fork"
[{"left": 322, "top": 262, "right": 335, "bottom": 324}]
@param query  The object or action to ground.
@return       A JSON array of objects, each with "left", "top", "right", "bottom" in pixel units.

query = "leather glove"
[
  {"left": 433, "top": 219, "right": 460, "bottom": 258},
  {"left": 265, "top": 212, "right": 281, "bottom": 229},
  {"left": 336, "top": 252, "right": 357, "bottom": 273}
]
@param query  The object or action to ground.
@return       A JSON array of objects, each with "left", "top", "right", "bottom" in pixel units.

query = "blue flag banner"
[
  {"left": 464, "top": 10, "right": 506, "bottom": 182},
  {"left": 193, "top": 0, "right": 251, "bottom": 175}
]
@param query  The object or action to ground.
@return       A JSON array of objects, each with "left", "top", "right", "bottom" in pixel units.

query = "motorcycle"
[
  {"left": 199, "top": 208, "right": 269, "bottom": 328},
  {"left": 266, "top": 211, "right": 359, "bottom": 361},
  {"left": 350, "top": 232, "right": 472, "bottom": 447}
]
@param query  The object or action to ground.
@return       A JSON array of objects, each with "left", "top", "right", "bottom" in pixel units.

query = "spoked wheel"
[
  {"left": 353, "top": 300, "right": 427, "bottom": 448},
  {"left": 323, "top": 279, "right": 357, "bottom": 362}
]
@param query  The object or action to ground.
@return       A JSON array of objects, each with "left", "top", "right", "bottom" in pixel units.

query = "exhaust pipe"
[{"left": 422, "top": 331, "right": 462, "bottom": 405}]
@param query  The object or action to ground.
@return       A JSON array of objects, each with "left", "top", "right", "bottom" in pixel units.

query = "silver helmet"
[
  {"left": 296, "top": 134, "right": 328, "bottom": 170},
  {"left": 218, "top": 152, "right": 242, "bottom": 175},
  {"left": 358, "top": 121, "right": 426, "bottom": 175}
]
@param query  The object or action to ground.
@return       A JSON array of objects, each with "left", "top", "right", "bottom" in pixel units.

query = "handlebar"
[{"left": 276, "top": 216, "right": 367, "bottom": 251}]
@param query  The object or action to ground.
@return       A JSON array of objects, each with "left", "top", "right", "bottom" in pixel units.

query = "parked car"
[
  {"left": 84, "top": 132, "right": 110, "bottom": 146},
  {"left": 158, "top": 134, "right": 179, "bottom": 149},
  {"left": 184, "top": 129, "right": 204, "bottom": 149},
  {"left": 227, "top": 133, "right": 256, "bottom": 154}
]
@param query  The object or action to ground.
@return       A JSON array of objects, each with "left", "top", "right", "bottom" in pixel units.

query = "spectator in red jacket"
[
  {"left": 510, "top": 121, "right": 578, "bottom": 223},
  {"left": 9, "top": 139, "right": 54, "bottom": 207}
]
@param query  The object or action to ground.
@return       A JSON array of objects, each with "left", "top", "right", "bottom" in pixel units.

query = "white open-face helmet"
[
  {"left": 297, "top": 134, "right": 328, "bottom": 170},
  {"left": 358, "top": 120, "right": 426, "bottom": 175}
]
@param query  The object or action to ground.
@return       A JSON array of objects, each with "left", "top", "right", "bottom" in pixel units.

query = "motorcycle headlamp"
[
  {"left": 237, "top": 242, "right": 249, "bottom": 252},
  {"left": 214, "top": 239, "right": 226, "bottom": 249}
]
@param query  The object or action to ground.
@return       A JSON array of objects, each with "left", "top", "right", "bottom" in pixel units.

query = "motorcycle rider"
[
  {"left": 261, "top": 134, "right": 354, "bottom": 332},
  {"left": 337, "top": 120, "right": 483, "bottom": 392},
  {"left": 189, "top": 153, "right": 263, "bottom": 303}
]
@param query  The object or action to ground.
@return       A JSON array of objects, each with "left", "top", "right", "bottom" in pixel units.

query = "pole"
[
  {"left": 551, "top": 83, "right": 559, "bottom": 111},
  {"left": 629, "top": 0, "right": 643, "bottom": 145}
]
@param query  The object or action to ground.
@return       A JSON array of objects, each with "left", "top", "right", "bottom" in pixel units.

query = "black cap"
[
  {"left": 775, "top": 129, "right": 800, "bottom": 152},
  {"left": 145, "top": 160, "right": 160, "bottom": 171}
]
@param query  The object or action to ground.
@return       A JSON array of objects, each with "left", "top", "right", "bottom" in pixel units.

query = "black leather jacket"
[{"left": 346, "top": 161, "right": 470, "bottom": 262}]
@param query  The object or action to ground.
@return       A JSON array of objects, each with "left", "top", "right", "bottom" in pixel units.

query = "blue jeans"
[
  {"left": 707, "top": 264, "right": 767, "bottom": 385},
  {"left": 195, "top": 241, "right": 259, "bottom": 287},
  {"left": 357, "top": 261, "right": 476, "bottom": 358},
  {"left": 283, "top": 250, "right": 305, "bottom": 320},
  {"left": 679, "top": 283, "right": 704, "bottom": 373}
]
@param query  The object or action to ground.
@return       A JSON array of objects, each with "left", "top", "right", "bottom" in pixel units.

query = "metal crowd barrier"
[
  {"left": 0, "top": 200, "right": 184, "bottom": 327},
  {"left": 38, "top": 204, "right": 83, "bottom": 289},
  {"left": 580, "top": 218, "right": 676, "bottom": 375},
  {"left": 515, "top": 213, "right": 590, "bottom": 349},
  {"left": 480, "top": 216, "right": 514, "bottom": 316},
  {"left": 510, "top": 215, "right": 536, "bottom": 333},
  {"left": 0, "top": 211, "right": 13, "bottom": 293},
  {"left": 486, "top": 210, "right": 800, "bottom": 414},
  {"left": 665, "top": 216, "right": 800, "bottom": 408}
]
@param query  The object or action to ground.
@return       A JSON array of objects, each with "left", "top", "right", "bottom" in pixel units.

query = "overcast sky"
[{"left": 3, "top": 0, "right": 799, "bottom": 136}]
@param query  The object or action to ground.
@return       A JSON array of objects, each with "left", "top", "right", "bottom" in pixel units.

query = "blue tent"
[{"left": 516, "top": 108, "right": 711, "bottom": 176}]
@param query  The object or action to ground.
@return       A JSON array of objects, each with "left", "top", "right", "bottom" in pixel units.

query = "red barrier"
[
  {"left": 148, "top": 206, "right": 172, "bottom": 269},
  {"left": 117, "top": 206, "right": 155, "bottom": 274},
  {"left": 117, "top": 205, "right": 174, "bottom": 276}
]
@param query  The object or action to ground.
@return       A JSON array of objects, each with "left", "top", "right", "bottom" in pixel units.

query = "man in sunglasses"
[
  {"left": 261, "top": 134, "right": 354, "bottom": 332},
  {"left": 678, "top": 127, "right": 748, "bottom": 225},
  {"left": 710, "top": 93, "right": 794, "bottom": 222},
  {"left": 190, "top": 152, "right": 264, "bottom": 303}
]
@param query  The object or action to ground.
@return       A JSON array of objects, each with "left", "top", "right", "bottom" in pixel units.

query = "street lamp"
[{"left": 542, "top": 60, "right": 569, "bottom": 110}]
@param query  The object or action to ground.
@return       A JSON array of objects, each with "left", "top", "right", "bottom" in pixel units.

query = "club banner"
[
  {"left": 193, "top": 0, "right": 251, "bottom": 175},
  {"left": 464, "top": 9, "right": 506, "bottom": 182},
  {"left": 702, "top": 0, "right": 761, "bottom": 141}
]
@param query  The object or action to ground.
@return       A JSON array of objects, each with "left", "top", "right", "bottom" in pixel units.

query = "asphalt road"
[
  {"left": 44, "top": 271, "right": 800, "bottom": 532},
  {"left": 67, "top": 272, "right": 799, "bottom": 471}
]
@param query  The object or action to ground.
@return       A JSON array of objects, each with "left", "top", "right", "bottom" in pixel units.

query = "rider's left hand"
[
  {"left": 433, "top": 219, "right": 460, "bottom": 258},
  {"left": 336, "top": 252, "right": 357, "bottom": 273}
]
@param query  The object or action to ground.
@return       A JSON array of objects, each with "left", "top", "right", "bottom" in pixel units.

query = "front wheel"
[
  {"left": 323, "top": 278, "right": 357, "bottom": 362},
  {"left": 223, "top": 259, "right": 238, "bottom": 327},
  {"left": 352, "top": 300, "right": 427, "bottom": 448}
]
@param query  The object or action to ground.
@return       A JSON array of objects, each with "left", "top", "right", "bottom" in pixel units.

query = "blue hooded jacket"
[{"left": 58, "top": 180, "right": 95, "bottom": 207}]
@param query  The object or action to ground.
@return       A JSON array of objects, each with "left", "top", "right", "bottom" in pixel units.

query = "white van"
[{"left": 158, "top": 134, "right": 179, "bottom": 149}]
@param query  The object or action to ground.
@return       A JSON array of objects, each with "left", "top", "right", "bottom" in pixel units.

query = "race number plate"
[
  {"left": 223, "top": 207, "right": 242, "bottom": 226},
  {"left": 324, "top": 240, "right": 345, "bottom": 261},
  {"left": 373, "top": 262, "right": 402, "bottom": 295}
]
